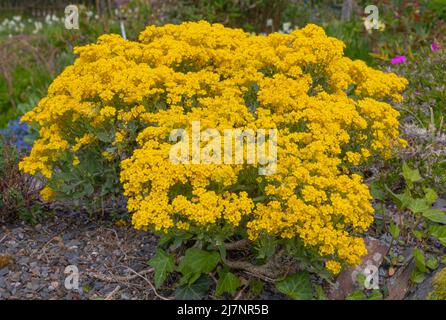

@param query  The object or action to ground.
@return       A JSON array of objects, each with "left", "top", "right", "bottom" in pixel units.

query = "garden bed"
[
  {"left": 0, "top": 210, "right": 289, "bottom": 300},
  {"left": 1, "top": 1, "right": 446, "bottom": 301},
  {"left": 0, "top": 210, "right": 159, "bottom": 300}
]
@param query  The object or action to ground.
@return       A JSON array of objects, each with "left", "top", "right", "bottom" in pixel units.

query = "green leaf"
[
  {"left": 80, "top": 183, "right": 94, "bottom": 197},
  {"left": 315, "top": 285, "right": 328, "bottom": 300},
  {"left": 402, "top": 162, "right": 422, "bottom": 184},
  {"left": 275, "top": 272, "right": 313, "bottom": 300},
  {"left": 429, "top": 225, "right": 446, "bottom": 239},
  {"left": 423, "top": 209, "right": 446, "bottom": 224},
  {"left": 410, "top": 269, "right": 426, "bottom": 284},
  {"left": 252, "top": 195, "right": 267, "bottom": 202},
  {"left": 170, "top": 232, "right": 193, "bottom": 250},
  {"left": 356, "top": 272, "right": 366, "bottom": 289},
  {"left": 346, "top": 290, "right": 366, "bottom": 300},
  {"left": 158, "top": 234, "right": 172, "bottom": 246},
  {"left": 367, "top": 290, "right": 383, "bottom": 300},
  {"left": 408, "top": 198, "right": 431, "bottom": 214},
  {"left": 215, "top": 269, "right": 241, "bottom": 297},
  {"left": 423, "top": 188, "right": 438, "bottom": 205},
  {"left": 175, "top": 275, "right": 212, "bottom": 300},
  {"left": 148, "top": 249, "right": 175, "bottom": 289},
  {"left": 426, "top": 257, "right": 439, "bottom": 270},
  {"left": 218, "top": 245, "right": 227, "bottom": 262},
  {"left": 413, "top": 230, "right": 424, "bottom": 239},
  {"left": 413, "top": 248, "right": 427, "bottom": 273},
  {"left": 178, "top": 248, "right": 220, "bottom": 285},
  {"left": 256, "top": 236, "right": 277, "bottom": 261},
  {"left": 389, "top": 223, "right": 400, "bottom": 240},
  {"left": 249, "top": 279, "right": 264, "bottom": 296},
  {"left": 370, "top": 182, "right": 386, "bottom": 201},
  {"left": 385, "top": 185, "right": 412, "bottom": 209},
  {"left": 97, "top": 130, "right": 113, "bottom": 143},
  {"left": 429, "top": 225, "right": 446, "bottom": 246}
]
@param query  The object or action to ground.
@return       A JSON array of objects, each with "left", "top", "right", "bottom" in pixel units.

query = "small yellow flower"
[
  {"left": 114, "top": 131, "right": 125, "bottom": 144},
  {"left": 102, "top": 151, "right": 113, "bottom": 161},
  {"left": 100, "top": 106, "right": 117, "bottom": 118},
  {"left": 40, "top": 186, "right": 55, "bottom": 202},
  {"left": 326, "top": 260, "right": 342, "bottom": 275}
]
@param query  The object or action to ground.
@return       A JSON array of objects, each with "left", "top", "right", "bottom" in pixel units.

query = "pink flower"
[
  {"left": 391, "top": 55, "right": 407, "bottom": 64},
  {"left": 431, "top": 41, "right": 440, "bottom": 52}
]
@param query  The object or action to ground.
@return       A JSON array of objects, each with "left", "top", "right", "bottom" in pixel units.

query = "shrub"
[
  {"left": 428, "top": 267, "right": 446, "bottom": 300},
  {"left": 21, "top": 22, "right": 407, "bottom": 283},
  {"left": 0, "top": 139, "right": 42, "bottom": 224}
]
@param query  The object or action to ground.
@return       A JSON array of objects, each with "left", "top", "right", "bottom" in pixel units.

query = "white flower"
[
  {"left": 33, "top": 21, "right": 43, "bottom": 34},
  {"left": 363, "top": 17, "right": 385, "bottom": 34},
  {"left": 282, "top": 22, "right": 292, "bottom": 33}
]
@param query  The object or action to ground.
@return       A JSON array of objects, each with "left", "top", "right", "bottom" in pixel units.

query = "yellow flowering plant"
[{"left": 20, "top": 21, "right": 407, "bottom": 297}]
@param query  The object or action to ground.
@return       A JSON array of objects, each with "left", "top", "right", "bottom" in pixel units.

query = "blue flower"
[{"left": 0, "top": 117, "right": 33, "bottom": 153}]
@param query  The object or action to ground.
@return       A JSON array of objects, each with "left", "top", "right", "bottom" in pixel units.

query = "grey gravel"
[{"left": 0, "top": 211, "right": 158, "bottom": 300}]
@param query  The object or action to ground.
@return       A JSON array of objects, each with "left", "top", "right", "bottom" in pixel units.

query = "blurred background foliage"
[{"left": 0, "top": 0, "right": 445, "bottom": 127}]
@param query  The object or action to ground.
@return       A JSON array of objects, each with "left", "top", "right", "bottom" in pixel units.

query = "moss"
[{"left": 428, "top": 267, "right": 446, "bottom": 300}]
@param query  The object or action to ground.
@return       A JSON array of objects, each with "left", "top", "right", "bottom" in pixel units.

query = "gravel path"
[{"left": 0, "top": 211, "right": 160, "bottom": 300}]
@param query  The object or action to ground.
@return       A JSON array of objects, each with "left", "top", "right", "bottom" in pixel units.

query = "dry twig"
[
  {"left": 87, "top": 267, "right": 154, "bottom": 282},
  {"left": 124, "top": 266, "right": 171, "bottom": 301},
  {"left": 105, "top": 285, "right": 121, "bottom": 300},
  {"left": 224, "top": 259, "right": 280, "bottom": 281}
]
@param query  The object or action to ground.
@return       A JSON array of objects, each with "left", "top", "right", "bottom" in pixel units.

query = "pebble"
[
  {"left": 120, "top": 293, "right": 130, "bottom": 300},
  {"left": 0, "top": 289, "right": 10, "bottom": 299},
  {"left": 41, "top": 267, "right": 49, "bottom": 278},
  {"left": 21, "top": 273, "right": 30, "bottom": 282},
  {"left": 66, "top": 240, "right": 81, "bottom": 247},
  {"left": 0, "top": 267, "right": 9, "bottom": 277},
  {"left": 7, "top": 240, "right": 18, "bottom": 248},
  {"left": 30, "top": 267, "right": 40, "bottom": 276},
  {"left": 25, "top": 283, "right": 37, "bottom": 292},
  {"left": 10, "top": 272, "right": 20, "bottom": 281},
  {"left": 50, "top": 273, "right": 60, "bottom": 280},
  {"left": 0, "top": 211, "right": 158, "bottom": 300},
  {"left": 10, "top": 282, "right": 21, "bottom": 295},
  {"left": 18, "top": 257, "right": 30, "bottom": 265},
  {"left": 49, "top": 281, "right": 59, "bottom": 291}
]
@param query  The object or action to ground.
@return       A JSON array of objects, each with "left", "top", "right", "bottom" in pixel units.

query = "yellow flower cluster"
[
  {"left": 20, "top": 22, "right": 407, "bottom": 274},
  {"left": 39, "top": 186, "right": 55, "bottom": 201}
]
